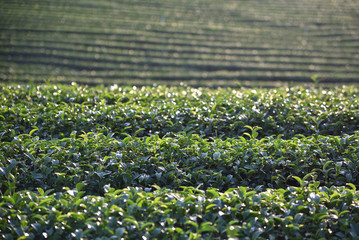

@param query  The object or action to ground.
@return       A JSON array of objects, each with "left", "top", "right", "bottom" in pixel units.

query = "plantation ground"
[
  {"left": 1, "top": 0, "right": 359, "bottom": 86},
  {"left": 1, "top": 84, "right": 359, "bottom": 239}
]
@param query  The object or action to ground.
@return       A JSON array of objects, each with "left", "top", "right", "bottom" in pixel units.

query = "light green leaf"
[
  {"left": 29, "top": 127, "right": 39, "bottom": 136},
  {"left": 346, "top": 183, "right": 356, "bottom": 191},
  {"left": 76, "top": 182, "right": 85, "bottom": 192},
  {"left": 124, "top": 217, "right": 139, "bottom": 229},
  {"left": 185, "top": 221, "right": 198, "bottom": 229},
  {"left": 198, "top": 222, "right": 218, "bottom": 234},
  {"left": 37, "top": 188, "right": 44, "bottom": 196},
  {"left": 323, "top": 161, "right": 333, "bottom": 171},
  {"left": 292, "top": 176, "right": 302, "bottom": 186}
]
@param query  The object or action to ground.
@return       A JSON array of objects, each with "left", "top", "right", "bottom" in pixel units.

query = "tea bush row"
[
  {"left": 1, "top": 84, "right": 358, "bottom": 141},
  {"left": 1, "top": 131, "right": 358, "bottom": 195},
  {"left": 1, "top": 183, "right": 359, "bottom": 240}
]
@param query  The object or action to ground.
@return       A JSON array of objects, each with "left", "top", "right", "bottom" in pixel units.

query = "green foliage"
[
  {"left": 0, "top": 185, "right": 358, "bottom": 239},
  {"left": 0, "top": 84, "right": 358, "bottom": 239},
  {"left": 1, "top": 131, "right": 358, "bottom": 194},
  {"left": 1, "top": 84, "right": 358, "bottom": 141}
]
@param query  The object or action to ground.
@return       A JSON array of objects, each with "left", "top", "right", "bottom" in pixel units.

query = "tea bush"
[{"left": 1, "top": 83, "right": 358, "bottom": 239}]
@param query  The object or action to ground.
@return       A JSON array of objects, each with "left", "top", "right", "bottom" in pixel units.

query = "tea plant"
[
  {"left": 1, "top": 184, "right": 358, "bottom": 239},
  {"left": 0, "top": 83, "right": 358, "bottom": 239}
]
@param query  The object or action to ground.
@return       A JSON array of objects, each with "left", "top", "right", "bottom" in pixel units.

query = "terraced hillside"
[{"left": 1, "top": 0, "right": 359, "bottom": 85}]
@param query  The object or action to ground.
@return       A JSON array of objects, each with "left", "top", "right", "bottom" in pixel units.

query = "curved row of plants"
[{"left": 2, "top": 0, "right": 359, "bottom": 84}]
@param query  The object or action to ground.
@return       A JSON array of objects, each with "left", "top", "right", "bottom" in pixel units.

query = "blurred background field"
[{"left": 0, "top": 0, "right": 358, "bottom": 87}]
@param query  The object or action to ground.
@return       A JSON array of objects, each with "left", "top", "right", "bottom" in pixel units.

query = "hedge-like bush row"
[
  {"left": 1, "top": 184, "right": 358, "bottom": 239},
  {"left": 1, "top": 131, "right": 358, "bottom": 195},
  {"left": 1, "top": 84, "right": 358, "bottom": 140}
]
